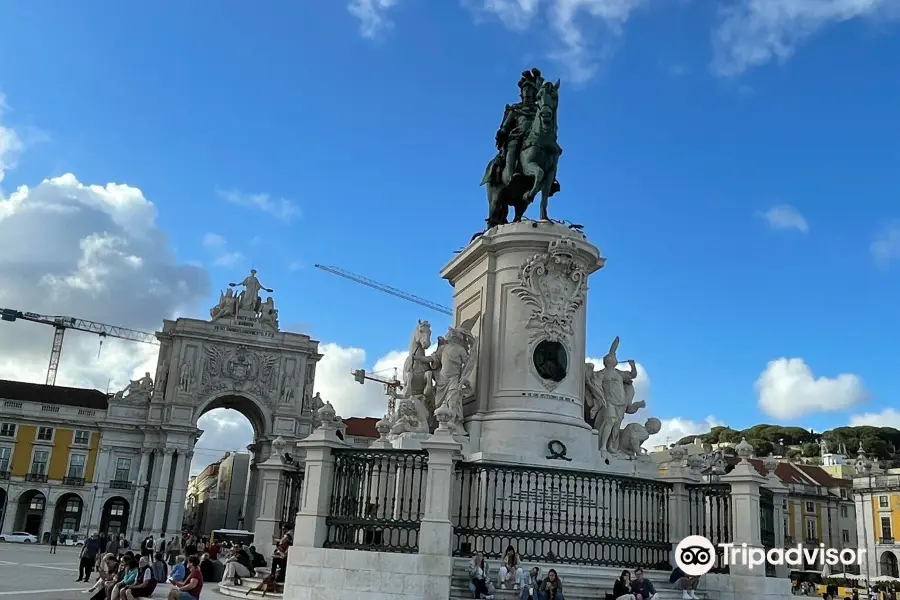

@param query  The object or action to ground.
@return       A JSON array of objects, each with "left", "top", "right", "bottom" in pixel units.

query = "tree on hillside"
[
  {"left": 801, "top": 443, "right": 820, "bottom": 458},
  {"left": 748, "top": 438, "right": 774, "bottom": 457}
]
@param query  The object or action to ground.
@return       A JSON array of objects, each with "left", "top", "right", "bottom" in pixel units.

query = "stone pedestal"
[
  {"left": 252, "top": 438, "right": 290, "bottom": 559},
  {"left": 440, "top": 221, "right": 605, "bottom": 467},
  {"left": 291, "top": 425, "right": 347, "bottom": 549},
  {"left": 721, "top": 460, "right": 767, "bottom": 578}
]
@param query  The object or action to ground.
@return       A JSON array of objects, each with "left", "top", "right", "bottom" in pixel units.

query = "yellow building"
[
  {"left": 0, "top": 379, "right": 104, "bottom": 542},
  {"left": 853, "top": 468, "right": 900, "bottom": 579}
]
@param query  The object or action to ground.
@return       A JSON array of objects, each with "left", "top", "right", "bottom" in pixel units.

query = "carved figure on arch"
[
  {"left": 279, "top": 370, "right": 296, "bottom": 404},
  {"left": 307, "top": 391, "right": 325, "bottom": 414},
  {"left": 259, "top": 296, "right": 279, "bottom": 329},
  {"left": 229, "top": 269, "right": 273, "bottom": 313},
  {"left": 179, "top": 362, "right": 193, "bottom": 392},
  {"left": 210, "top": 288, "right": 238, "bottom": 320},
  {"left": 429, "top": 313, "right": 480, "bottom": 436},
  {"left": 114, "top": 372, "right": 154, "bottom": 402},
  {"left": 584, "top": 337, "right": 644, "bottom": 456}
]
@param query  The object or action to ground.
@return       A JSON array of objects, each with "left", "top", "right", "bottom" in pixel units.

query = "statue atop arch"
[{"left": 209, "top": 268, "right": 279, "bottom": 330}]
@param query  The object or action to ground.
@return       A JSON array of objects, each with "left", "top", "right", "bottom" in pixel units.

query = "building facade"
[
  {"left": 183, "top": 452, "right": 250, "bottom": 535},
  {"left": 853, "top": 469, "right": 900, "bottom": 579},
  {"left": 0, "top": 379, "right": 105, "bottom": 542}
]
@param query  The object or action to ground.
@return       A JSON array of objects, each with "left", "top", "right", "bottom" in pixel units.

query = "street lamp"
[{"left": 85, "top": 484, "right": 99, "bottom": 538}]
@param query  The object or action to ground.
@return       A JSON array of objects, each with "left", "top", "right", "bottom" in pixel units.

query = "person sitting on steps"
[
  {"left": 669, "top": 565, "right": 700, "bottom": 599},
  {"left": 466, "top": 552, "right": 495, "bottom": 600},
  {"left": 612, "top": 570, "right": 636, "bottom": 600},
  {"left": 499, "top": 545, "right": 524, "bottom": 591}
]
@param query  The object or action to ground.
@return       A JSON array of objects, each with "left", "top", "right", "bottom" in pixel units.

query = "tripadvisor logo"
[{"left": 675, "top": 535, "right": 865, "bottom": 576}]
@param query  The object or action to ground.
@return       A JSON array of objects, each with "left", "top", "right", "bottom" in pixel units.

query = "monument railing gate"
[
  {"left": 323, "top": 448, "right": 429, "bottom": 554},
  {"left": 451, "top": 461, "right": 673, "bottom": 569},
  {"left": 759, "top": 486, "right": 777, "bottom": 577},
  {"left": 685, "top": 482, "right": 733, "bottom": 574},
  {"left": 279, "top": 468, "right": 304, "bottom": 539}
]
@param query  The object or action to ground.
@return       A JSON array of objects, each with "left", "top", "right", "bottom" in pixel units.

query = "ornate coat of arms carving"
[
  {"left": 197, "top": 344, "right": 280, "bottom": 405},
  {"left": 512, "top": 237, "right": 587, "bottom": 344}
]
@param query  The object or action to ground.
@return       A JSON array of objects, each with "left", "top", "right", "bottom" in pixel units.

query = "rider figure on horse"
[
  {"left": 491, "top": 68, "right": 542, "bottom": 186},
  {"left": 481, "top": 68, "right": 562, "bottom": 229}
]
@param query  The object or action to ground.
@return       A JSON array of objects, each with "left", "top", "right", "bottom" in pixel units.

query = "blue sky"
[{"left": 0, "top": 0, "right": 899, "bottom": 454}]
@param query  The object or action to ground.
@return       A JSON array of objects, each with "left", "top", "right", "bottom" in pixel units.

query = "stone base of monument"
[
  {"left": 283, "top": 547, "right": 453, "bottom": 600},
  {"left": 462, "top": 448, "right": 661, "bottom": 478}
]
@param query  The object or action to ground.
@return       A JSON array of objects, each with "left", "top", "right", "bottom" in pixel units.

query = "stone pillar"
[
  {"left": 1, "top": 490, "right": 15, "bottom": 534},
  {"left": 658, "top": 451, "right": 703, "bottom": 564},
  {"left": 252, "top": 438, "right": 289, "bottom": 559},
  {"left": 721, "top": 456, "right": 767, "bottom": 577},
  {"left": 292, "top": 416, "right": 347, "bottom": 549},
  {"left": 94, "top": 446, "right": 112, "bottom": 488},
  {"left": 40, "top": 498, "right": 56, "bottom": 541},
  {"left": 418, "top": 426, "right": 462, "bottom": 557},
  {"left": 165, "top": 451, "right": 189, "bottom": 536},
  {"left": 151, "top": 449, "right": 174, "bottom": 536}
]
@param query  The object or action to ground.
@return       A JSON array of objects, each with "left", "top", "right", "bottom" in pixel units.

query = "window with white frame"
[
  {"left": 841, "top": 505, "right": 849, "bottom": 518},
  {"left": 110, "top": 501, "right": 125, "bottom": 516},
  {"left": 29, "top": 495, "right": 44, "bottom": 510},
  {"left": 880, "top": 495, "right": 890, "bottom": 508},
  {"left": 881, "top": 516, "right": 893, "bottom": 540},
  {"left": 64, "top": 498, "right": 80, "bottom": 512},
  {"left": 806, "top": 518, "right": 818, "bottom": 541},
  {"left": 36, "top": 427, "right": 53, "bottom": 442},
  {"left": 73, "top": 430, "right": 90, "bottom": 445},
  {"left": 30, "top": 450, "right": 49, "bottom": 474},
  {"left": 0, "top": 447, "right": 10, "bottom": 473},
  {"left": 67, "top": 454, "right": 86, "bottom": 478},
  {"left": 806, "top": 501, "right": 815, "bottom": 513},
  {"left": 0, "top": 423, "right": 15, "bottom": 438},
  {"left": 114, "top": 457, "right": 131, "bottom": 481}
]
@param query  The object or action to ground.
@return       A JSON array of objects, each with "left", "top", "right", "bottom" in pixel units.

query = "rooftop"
[
  {"left": 0, "top": 378, "right": 109, "bottom": 411},
  {"left": 343, "top": 417, "right": 379, "bottom": 439}
]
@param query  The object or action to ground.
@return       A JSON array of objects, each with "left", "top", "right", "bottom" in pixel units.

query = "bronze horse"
[{"left": 482, "top": 80, "right": 562, "bottom": 228}]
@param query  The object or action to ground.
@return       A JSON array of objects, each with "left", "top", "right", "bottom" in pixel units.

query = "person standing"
[
  {"left": 77, "top": 534, "right": 101, "bottom": 582},
  {"left": 49, "top": 530, "right": 59, "bottom": 554}
]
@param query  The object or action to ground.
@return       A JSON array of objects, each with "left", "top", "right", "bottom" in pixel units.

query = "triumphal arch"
[{"left": 122, "top": 269, "right": 321, "bottom": 551}]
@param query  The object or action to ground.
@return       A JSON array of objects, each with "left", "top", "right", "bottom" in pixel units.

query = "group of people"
[
  {"left": 466, "top": 546, "right": 705, "bottom": 600},
  {"left": 76, "top": 547, "right": 202, "bottom": 600}
]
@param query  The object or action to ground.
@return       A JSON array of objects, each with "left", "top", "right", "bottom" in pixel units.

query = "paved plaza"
[{"left": 0, "top": 543, "right": 228, "bottom": 598}]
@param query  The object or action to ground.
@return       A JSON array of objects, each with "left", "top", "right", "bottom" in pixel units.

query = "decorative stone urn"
[
  {"left": 762, "top": 456, "right": 778, "bottom": 476},
  {"left": 317, "top": 401, "right": 337, "bottom": 428},
  {"left": 735, "top": 438, "right": 754, "bottom": 462},
  {"left": 375, "top": 415, "right": 391, "bottom": 440}
]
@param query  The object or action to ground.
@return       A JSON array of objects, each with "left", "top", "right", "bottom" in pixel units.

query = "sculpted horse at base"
[{"left": 482, "top": 79, "right": 562, "bottom": 228}]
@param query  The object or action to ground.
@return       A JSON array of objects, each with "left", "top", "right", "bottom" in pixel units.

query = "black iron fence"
[
  {"left": 452, "top": 461, "right": 672, "bottom": 569},
  {"left": 279, "top": 468, "right": 304, "bottom": 538},
  {"left": 324, "top": 449, "right": 428, "bottom": 554},
  {"left": 685, "top": 483, "right": 732, "bottom": 574},
  {"left": 760, "top": 487, "right": 776, "bottom": 577}
]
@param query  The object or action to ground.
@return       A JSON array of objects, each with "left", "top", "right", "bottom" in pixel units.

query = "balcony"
[
  {"left": 25, "top": 472, "right": 48, "bottom": 483},
  {"left": 785, "top": 535, "right": 794, "bottom": 544},
  {"left": 805, "top": 537, "right": 819, "bottom": 545},
  {"left": 62, "top": 476, "right": 85, "bottom": 487},
  {"left": 879, "top": 537, "right": 895, "bottom": 545},
  {"left": 108, "top": 480, "right": 132, "bottom": 490}
]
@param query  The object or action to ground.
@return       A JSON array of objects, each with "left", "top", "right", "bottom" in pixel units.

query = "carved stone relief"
[
  {"left": 512, "top": 237, "right": 587, "bottom": 346},
  {"left": 198, "top": 344, "right": 279, "bottom": 405}
]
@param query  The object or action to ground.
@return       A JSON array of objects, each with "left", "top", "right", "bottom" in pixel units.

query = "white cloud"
[
  {"left": 202, "top": 232, "right": 243, "bottom": 268},
  {"left": 348, "top": 0, "right": 398, "bottom": 38},
  {"left": 192, "top": 408, "right": 255, "bottom": 475},
  {"left": 647, "top": 416, "right": 724, "bottom": 449},
  {"left": 0, "top": 93, "right": 23, "bottom": 185},
  {"left": 0, "top": 171, "right": 210, "bottom": 390},
  {"left": 850, "top": 408, "right": 900, "bottom": 429},
  {"left": 217, "top": 189, "right": 301, "bottom": 222},
  {"left": 871, "top": 221, "right": 900, "bottom": 267},
  {"left": 712, "top": 0, "right": 896, "bottom": 77},
  {"left": 758, "top": 204, "right": 808, "bottom": 232},
  {"left": 471, "top": 0, "right": 647, "bottom": 83},
  {"left": 755, "top": 357, "right": 866, "bottom": 420}
]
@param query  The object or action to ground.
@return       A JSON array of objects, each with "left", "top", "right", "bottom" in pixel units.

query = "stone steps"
[
  {"left": 450, "top": 583, "right": 705, "bottom": 600},
  {"left": 218, "top": 576, "right": 283, "bottom": 599}
]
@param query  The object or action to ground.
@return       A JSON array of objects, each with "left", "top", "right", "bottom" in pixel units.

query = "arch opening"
[
  {"left": 53, "top": 492, "right": 85, "bottom": 538},
  {"left": 190, "top": 393, "right": 261, "bottom": 535},
  {"left": 14, "top": 490, "right": 46, "bottom": 535},
  {"left": 881, "top": 550, "right": 899, "bottom": 578},
  {"left": 100, "top": 496, "right": 130, "bottom": 537}
]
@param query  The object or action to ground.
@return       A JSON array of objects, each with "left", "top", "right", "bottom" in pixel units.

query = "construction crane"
[
  {"left": 314, "top": 264, "right": 452, "bottom": 316},
  {"left": 352, "top": 369, "right": 403, "bottom": 418},
  {"left": 0, "top": 308, "right": 159, "bottom": 386}
]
